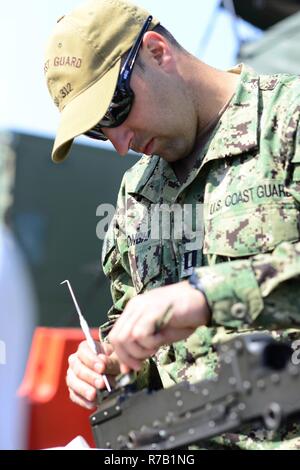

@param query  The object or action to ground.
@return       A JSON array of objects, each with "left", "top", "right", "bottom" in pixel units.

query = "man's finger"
[
  {"left": 69, "top": 389, "right": 96, "bottom": 410},
  {"left": 66, "top": 368, "right": 97, "bottom": 402},
  {"left": 94, "top": 353, "right": 121, "bottom": 375},
  {"left": 77, "top": 341, "right": 104, "bottom": 369},
  {"left": 69, "top": 355, "right": 104, "bottom": 387},
  {"left": 94, "top": 373, "right": 117, "bottom": 390},
  {"left": 112, "top": 344, "right": 143, "bottom": 371},
  {"left": 154, "top": 327, "right": 196, "bottom": 345},
  {"left": 119, "top": 340, "right": 156, "bottom": 360}
]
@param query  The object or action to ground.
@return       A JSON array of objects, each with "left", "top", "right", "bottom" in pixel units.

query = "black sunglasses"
[{"left": 85, "top": 15, "right": 153, "bottom": 141}]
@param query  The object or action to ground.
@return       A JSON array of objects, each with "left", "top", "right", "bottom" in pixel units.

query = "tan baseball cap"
[{"left": 44, "top": 0, "right": 159, "bottom": 163}]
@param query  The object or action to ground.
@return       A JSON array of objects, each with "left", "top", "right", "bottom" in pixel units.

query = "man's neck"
[
  {"left": 194, "top": 64, "right": 240, "bottom": 137},
  {"left": 171, "top": 114, "right": 219, "bottom": 184},
  {"left": 171, "top": 58, "right": 240, "bottom": 184}
]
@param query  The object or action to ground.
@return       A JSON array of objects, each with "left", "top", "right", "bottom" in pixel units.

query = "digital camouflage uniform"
[{"left": 101, "top": 65, "right": 300, "bottom": 449}]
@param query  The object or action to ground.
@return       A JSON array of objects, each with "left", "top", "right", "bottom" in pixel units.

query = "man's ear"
[{"left": 142, "top": 31, "right": 174, "bottom": 70}]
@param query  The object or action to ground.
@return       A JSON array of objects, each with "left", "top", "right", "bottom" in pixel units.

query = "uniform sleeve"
[
  {"left": 99, "top": 176, "right": 136, "bottom": 337},
  {"left": 99, "top": 177, "right": 162, "bottom": 390},
  {"left": 195, "top": 122, "right": 300, "bottom": 330}
]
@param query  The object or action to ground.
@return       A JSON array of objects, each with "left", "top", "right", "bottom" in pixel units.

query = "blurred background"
[{"left": 1, "top": 0, "right": 299, "bottom": 450}]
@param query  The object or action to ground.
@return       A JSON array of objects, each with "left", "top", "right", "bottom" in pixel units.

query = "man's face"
[{"left": 102, "top": 44, "right": 198, "bottom": 162}]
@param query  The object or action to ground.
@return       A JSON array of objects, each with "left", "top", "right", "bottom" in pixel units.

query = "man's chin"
[
  {"left": 140, "top": 142, "right": 187, "bottom": 162},
  {"left": 159, "top": 150, "right": 187, "bottom": 163}
]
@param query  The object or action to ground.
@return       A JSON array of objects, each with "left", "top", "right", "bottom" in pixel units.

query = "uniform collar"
[
  {"left": 127, "top": 64, "right": 259, "bottom": 202},
  {"left": 125, "top": 154, "right": 162, "bottom": 202},
  {"left": 200, "top": 64, "right": 259, "bottom": 167}
]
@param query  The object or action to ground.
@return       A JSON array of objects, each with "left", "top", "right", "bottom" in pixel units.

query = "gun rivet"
[
  {"left": 189, "top": 429, "right": 195, "bottom": 435},
  {"left": 177, "top": 400, "right": 183, "bottom": 407},
  {"left": 166, "top": 412, "right": 175, "bottom": 423},
  {"left": 218, "top": 404, "right": 225, "bottom": 414},
  {"left": 205, "top": 403, "right": 212, "bottom": 411},
  {"left": 106, "top": 442, "right": 111, "bottom": 448},
  {"left": 175, "top": 391, "right": 181, "bottom": 398},
  {"left": 185, "top": 412, "right": 192, "bottom": 419},
  {"left": 257, "top": 379, "right": 265, "bottom": 389},
  {"left": 224, "top": 354, "right": 232, "bottom": 364},
  {"left": 271, "top": 374, "right": 280, "bottom": 384},
  {"left": 169, "top": 436, "right": 175, "bottom": 442},
  {"left": 229, "top": 377, "right": 237, "bottom": 386},
  {"left": 243, "top": 380, "right": 252, "bottom": 392},
  {"left": 238, "top": 403, "right": 246, "bottom": 411},
  {"left": 209, "top": 421, "right": 215, "bottom": 428},
  {"left": 92, "top": 416, "right": 96, "bottom": 421},
  {"left": 202, "top": 388, "right": 209, "bottom": 396},
  {"left": 234, "top": 340, "right": 243, "bottom": 352},
  {"left": 115, "top": 406, "right": 120, "bottom": 411},
  {"left": 104, "top": 411, "right": 108, "bottom": 416},
  {"left": 153, "top": 420, "right": 161, "bottom": 428},
  {"left": 230, "top": 412, "right": 238, "bottom": 421}
]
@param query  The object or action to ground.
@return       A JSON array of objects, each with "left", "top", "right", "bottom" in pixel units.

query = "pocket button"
[{"left": 231, "top": 302, "right": 247, "bottom": 319}]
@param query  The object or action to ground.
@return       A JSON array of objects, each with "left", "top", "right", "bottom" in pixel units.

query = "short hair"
[
  {"left": 131, "top": 23, "right": 183, "bottom": 71},
  {"left": 153, "top": 24, "right": 183, "bottom": 50}
]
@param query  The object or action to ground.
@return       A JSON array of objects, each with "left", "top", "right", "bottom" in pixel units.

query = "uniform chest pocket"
[
  {"left": 128, "top": 241, "right": 162, "bottom": 293},
  {"left": 204, "top": 202, "right": 299, "bottom": 257}
]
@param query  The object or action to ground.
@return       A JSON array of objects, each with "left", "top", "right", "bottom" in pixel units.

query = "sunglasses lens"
[
  {"left": 85, "top": 124, "right": 107, "bottom": 141},
  {"left": 101, "top": 92, "right": 133, "bottom": 127},
  {"left": 85, "top": 91, "right": 133, "bottom": 141}
]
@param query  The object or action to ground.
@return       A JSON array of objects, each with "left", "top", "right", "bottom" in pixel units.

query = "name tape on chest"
[{"left": 209, "top": 183, "right": 290, "bottom": 217}]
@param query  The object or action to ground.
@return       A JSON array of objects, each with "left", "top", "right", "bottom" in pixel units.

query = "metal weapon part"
[{"left": 90, "top": 333, "right": 300, "bottom": 449}]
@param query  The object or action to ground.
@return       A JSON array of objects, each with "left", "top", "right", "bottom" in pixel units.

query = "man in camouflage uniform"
[{"left": 45, "top": 0, "right": 300, "bottom": 449}]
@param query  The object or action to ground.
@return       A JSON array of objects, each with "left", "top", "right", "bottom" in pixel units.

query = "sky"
[{"left": 0, "top": 0, "right": 260, "bottom": 149}]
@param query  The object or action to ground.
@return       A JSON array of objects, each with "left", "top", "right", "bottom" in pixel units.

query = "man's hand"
[
  {"left": 66, "top": 340, "right": 120, "bottom": 410},
  {"left": 108, "top": 281, "right": 210, "bottom": 373}
]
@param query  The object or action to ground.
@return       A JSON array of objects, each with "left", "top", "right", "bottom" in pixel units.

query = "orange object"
[{"left": 19, "top": 327, "right": 100, "bottom": 449}]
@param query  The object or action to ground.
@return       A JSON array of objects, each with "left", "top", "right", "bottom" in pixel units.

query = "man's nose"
[{"left": 104, "top": 126, "right": 134, "bottom": 156}]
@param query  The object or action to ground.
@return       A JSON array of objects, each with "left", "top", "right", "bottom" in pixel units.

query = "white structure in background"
[
  {"left": 0, "top": 340, "right": 6, "bottom": 365},
  {"left": 0, "top": 133, "right": 37, "bottom": 450}
]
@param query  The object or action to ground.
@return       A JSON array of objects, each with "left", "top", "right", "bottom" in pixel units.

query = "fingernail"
[
  {"left": 95, "top": 378, "right": 102, "bottom": 389},
  {"left": 94, "top": 362, "right": 103, "bottom": 373},
  {"left": 86, "top": 390, "right": 94, "bottom": 401}
]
